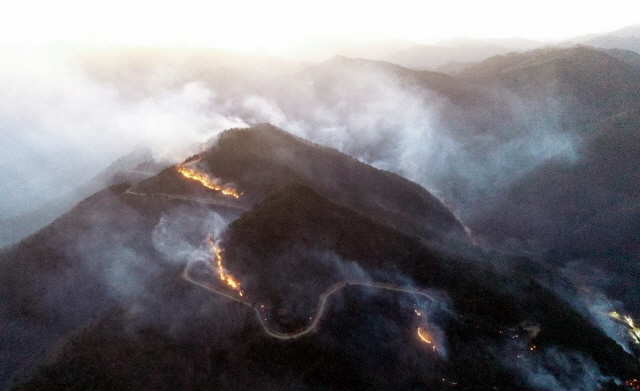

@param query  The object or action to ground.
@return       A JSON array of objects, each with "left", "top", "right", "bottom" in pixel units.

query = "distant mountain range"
[
  {"left": 378, "top": 23, "right": 640, "bottom": 72},
  {"left": 381, "top": 36, "right": 548, "bottom": 71},
  {"left": 2, "top": 39, "right": 640, "bottom": 390},
  {"left": 584, "top": 35, "right": 640, "bottom": 54}
]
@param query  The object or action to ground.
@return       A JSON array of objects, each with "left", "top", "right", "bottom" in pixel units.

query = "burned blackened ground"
[
  {"left": 469, "top": 109, "right": 640, "bottom": 316},
  {"left": 137, "top": 124, "right": 467, "bottom": 244},
  {"left": 7, "top": 180, "right": 639, "bottom": 391},
  {"left": 2, "top": 124, "right": 639, "bottom": 390},
  {"left": 0, "top": 183, "right": 241, "bottom": 389},
  {"left": 221, "top": 183, "right": 639, "bottom": 378}
]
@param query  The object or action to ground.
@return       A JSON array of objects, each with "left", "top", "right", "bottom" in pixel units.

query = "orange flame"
[
  {"left": 177, "top": 164, "right": 240, "bottom": 198},
  {"left": 206, "top": 237, "right": 243, "bottom": 296},
  {"left": 417, "top": 327, "right": 432, "bottom": 344},
  {"left": 625, "top": 379, "right": 640, "bottom": 390},
  {"left": 609, "top": 311, "right": 640, "bottom": 344}
]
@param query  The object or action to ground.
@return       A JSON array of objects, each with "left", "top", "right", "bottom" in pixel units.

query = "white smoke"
[
  {"left": 556, "top": 261, "right": 637, "bottom": 354},
  {"left": 314, "top": 250, "right": 372, "bottom": 282},
  {"left": 152, "top": 208, "right": 232, "bottom": 263},
  {"left": 0, "top": 47, "right": 579, "bottom": 233},
  {"left": 221, "top": 58, "right": 578, "bottom": 219},
  {"left": 504, "top": 346, "right": 615, "bottom": 391},
  {"left": 0, "top": 50, "right": 246, "bottom": 220}
]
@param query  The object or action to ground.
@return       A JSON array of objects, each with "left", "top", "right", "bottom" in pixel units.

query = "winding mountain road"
[
  {"left": 126, "top": 175, "right": 439, "bottom": 341},
  {"left": 181, "top": 260, "right": 438, "bottom": 341}
]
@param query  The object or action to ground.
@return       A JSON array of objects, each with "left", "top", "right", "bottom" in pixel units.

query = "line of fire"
[{"left": 177, "top": 160, "right": 241, "bottom": 198}]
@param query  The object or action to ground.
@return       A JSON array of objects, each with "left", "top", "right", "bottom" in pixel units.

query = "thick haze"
[
  {"left": 2, "top": 32, "right": 640, "bottom": 390},
  {"left": 1, "top": 1, "right": 639, "bottom": 52},
  {"left": 0, "top": 3, "right": 638, "bottom": 219},
  {"left": 0, "top": 51, "right": 246, "bottom": 219},
  {"left": 0, "top": 47, "right": 577, "bottom": 221}
]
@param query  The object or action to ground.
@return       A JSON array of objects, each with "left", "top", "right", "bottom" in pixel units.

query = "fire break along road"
[{"left": 181, "top": 259, "right": 438, "bottom": 341}]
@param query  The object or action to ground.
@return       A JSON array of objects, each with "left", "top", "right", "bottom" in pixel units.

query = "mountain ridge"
[{"left": 2, "top": 123, "right": 639, "bottom": 390}]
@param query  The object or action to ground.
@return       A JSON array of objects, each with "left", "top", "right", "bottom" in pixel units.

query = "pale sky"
[{"left": 2, "top": 0, "right": 639, "bottom": 52}]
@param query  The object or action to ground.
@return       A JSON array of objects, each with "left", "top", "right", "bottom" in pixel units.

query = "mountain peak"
[{"left": 213, "top": 124, "right": 467, "bottom": 241}]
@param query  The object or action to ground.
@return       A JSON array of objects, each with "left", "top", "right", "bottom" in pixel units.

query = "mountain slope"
[
  {"left": 458, "top": 46, "right": 640, "bottom": 125},
  {"left": 3, "top": 125, "right": 639, "bottom": 390},
  {"left": 136, "top": 123, "right": 467, "bottom": 243},
  {"left": 222, "top": 183, "right": 639, "bottom": 378},
  {"left": 0, "top": 148, "right": 160, "bottom": 248},
  {"left": 469, "top": 109, "right": 640, "bottom": 271},
  {"left": 383, "top": 42, "right": 517, "bottom": 70},
  {"left": 586, "top": 35, "right": 640, "bottom": 54},
  {"left": 9, "top": 182, "right": 640, "bottom": 390}
]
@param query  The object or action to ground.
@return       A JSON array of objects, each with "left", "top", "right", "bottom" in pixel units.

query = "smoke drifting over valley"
[
  {"left": 0, "top": 48, "right": 577, "bottom": 226},
  {"left": 1, "top": 26, "right": 640, "bottom": 391}
]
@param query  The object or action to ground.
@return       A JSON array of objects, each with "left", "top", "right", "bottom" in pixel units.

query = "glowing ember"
[
  {"left": 206, "top": 237, "right": 243, "bottom": 296},
  {"left": 177, "top": 164, "right": 240, "bottom": 198},
  {"left": 417, "top": 327, "right": 432, "bottom": 344},
  {"left": 609, "top": 311, "right": 640, "bottom": 344},
  {"left": 625, "top": 379, "right": 640, "bottom": 390}
]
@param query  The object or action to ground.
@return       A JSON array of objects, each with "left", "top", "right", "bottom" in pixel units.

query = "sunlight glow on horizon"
[{"left": 2, "top": 0, "right": 639, "bottom": 54}]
